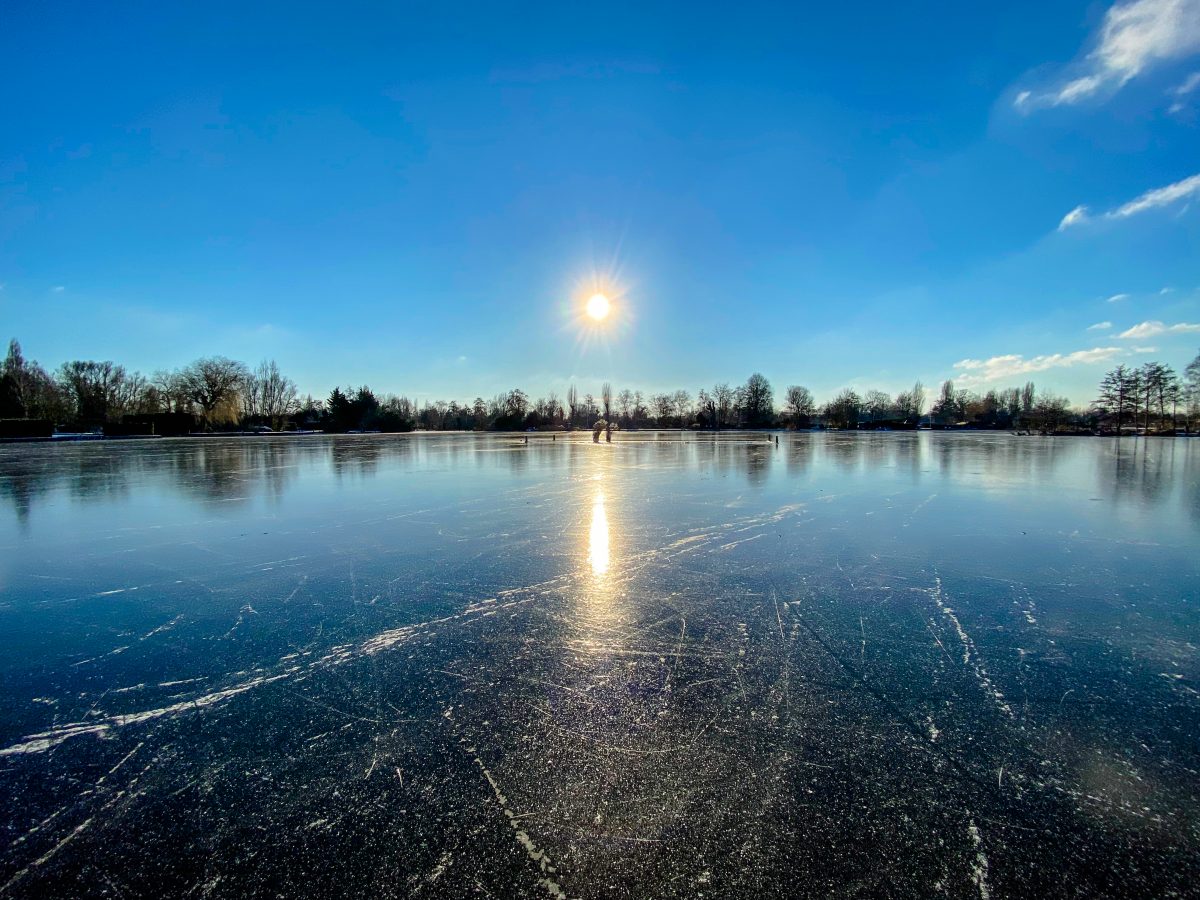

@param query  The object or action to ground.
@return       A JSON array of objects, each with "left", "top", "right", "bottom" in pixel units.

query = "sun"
[{"left": 586, "top": 293, "right": 611, "bottom": 321}]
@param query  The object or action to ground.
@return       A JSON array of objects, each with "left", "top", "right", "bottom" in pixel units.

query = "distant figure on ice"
[{"left": 592, "top": 419, "right": 606, "bottom": 443}]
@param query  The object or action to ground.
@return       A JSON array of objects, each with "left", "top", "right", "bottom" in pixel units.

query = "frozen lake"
[{"left": 1, "top": 432, "right": 1198, "bottom": 898}]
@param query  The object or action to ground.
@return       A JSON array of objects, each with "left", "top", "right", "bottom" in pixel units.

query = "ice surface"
[{"left": 1, "top": 432, "right": 1198, "bottom": 897}]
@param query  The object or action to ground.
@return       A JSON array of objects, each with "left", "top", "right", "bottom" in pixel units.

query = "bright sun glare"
[{"left": 586, "top": 293, "right": 611, "bottom": 321}]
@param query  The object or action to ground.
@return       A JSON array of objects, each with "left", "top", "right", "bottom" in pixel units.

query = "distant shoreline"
[{"left": 2, "top": 428, "right": 1195, "bottom": 446}]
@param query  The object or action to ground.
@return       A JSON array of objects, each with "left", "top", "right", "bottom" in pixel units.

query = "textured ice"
[{"left": 1, "top": 432, "right": 1198, "bottom": 898}]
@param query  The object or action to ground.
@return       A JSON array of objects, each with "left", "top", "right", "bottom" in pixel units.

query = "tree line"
[
  {"left": 2, "top": 338, "right": 1199, "bottom": 435},
  {"left": 1093, "top": 360, "right": 1200, "bottom": 434},
  {"left": 1, "top": 344, "right": 302, "bottom": 432}
]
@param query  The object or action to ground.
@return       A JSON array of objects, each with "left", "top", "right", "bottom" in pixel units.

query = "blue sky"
[{"left": 2, "top": 0, "right": 1199, "bottom": 405}]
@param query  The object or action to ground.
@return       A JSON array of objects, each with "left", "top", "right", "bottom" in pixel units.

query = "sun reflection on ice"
[
  {"left": 576, "top": 481, "right": 623, "bottom": 654},
  {"left": 588, "top": 491, "right": 610, "bottom": 576}
]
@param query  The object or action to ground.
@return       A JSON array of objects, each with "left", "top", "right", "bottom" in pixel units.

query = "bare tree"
[
  {"left": 931, "top": 380, "right": 964, "bottom": 426},
  {"left": 601, "top": 382, "right": 613, "bottom": 441},
  {"left": 712, "top": 383, "right": 735, "bottom": 429},
  {"left": 1, "top": 340, "right": 67, "bottom": 421},
  {"left": 433, "top": 399, "right": 449, "bottom": 430},
  {"left": 895, "top": 381, "right": 925, "bottom": 423},
  {"left": 617, "top": 389, "right": 634, "bottom": 426},
  {"left": 652, "top": 393, "right": 674, "bottom": 426},
  {"left": 825, "top": 389, "right": 861, "bottom": 430},
  {"left": 697, "top": 389, "right": 716, "bottom": 429},
  {"left": 111, "top": 370, "right": 152, "bottom": 418},
  {"left": 566, "top": 384, "right": 578, "bottom": 429},
  {"left": 56, "top": 360, "right": 138, "bottom": 424},
  {"left": 150, "top": 370, "right": 191, "bottom": 414},
  {"left": 784, "top": 385, "right": 815, "bottom": 428},
  {"left": 1029, "top": 394, "right": 1071, "bottom": 433},
  {"left": 506, "top": 388, "right": 529, "bottom": 421},
  {"left": 545, "top": 391, "right": 562, "bottom": 427},
  {"left": 862, "top": 390, "right": 892, "bottom": 424},
  {"left": 250, "top": 360, "right": 299, "bottom": 430},
  {"left": 241, "top": 371, "right": 263, "bottom": 421},
  {"left": 180, "top": 356, "right": 250, "bottom": 428},
  {"left": 910, "top": 381, "right": 925, "bottom": 419},
  {"left": 672, "top": 389, "right": 692, "bottom": 426},
  {"left": 740, "top": 373, "right": 774, "bottom": 428},
  {"left": 1021, "top": 382, "right": 1036, "bottom": 415},
  {"left": 0, "top": 339, "right": 32, "bottom": 417},
  {"left": 1000, "top": 386, "right": 1021, "bottom": 422}
]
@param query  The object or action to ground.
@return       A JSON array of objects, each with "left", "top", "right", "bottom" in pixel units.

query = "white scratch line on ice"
[
  {"left": 0, "top": 675, "right": 290, "bottom": 756},
  {"left": 926, "top": 575, "right": 1014, "bottom": 719},
  {"left": 967, "top": 819, "right": 991, "bottom": 900},
  {"left": 463, "top": 740, "right": 570, "bottom": 900}
]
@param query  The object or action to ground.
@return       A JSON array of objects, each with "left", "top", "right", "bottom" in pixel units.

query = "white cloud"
[
  {"left": 1172, "top": 69, "right": 1200, "bottom": 93},
  {"left": 1161, "top": 286, "right": 1175, "bottom": 293},
  {"left": 1055, "top": 74, "right": 1107, "bottom": 105},
  {"left": 1118, "top": 319, "right": 1200, "bottom": 337},
  {"left": 1107, "top": 292, "right": 1131, "bottom": 302},
  {"left": 1119, "top": 320, "right": 1163, "bottom": 337},
  {"left": 1132, "top": 345, "right": 1160, "bottom": 351},
  {"left": 1017, "top": 0, "right": 1200, "bottom": 109},
  {"left": 1058, "top": 205, "right": 1090, "bottom": 230},
  {"left": 952, "top": 346, "right": 1123, "bottom": 386},
  {"left": 51, "top": 285, "right": 64, "bottom": 292},
  {"left": 1169, "top": 70, "right": 1200, "bottom": 107},
  {"left": 1088, "top": 321, "right": 1114, "bottom": 330},
  {"left": 1111, "top": 172, "right": 1200, "bottom": 217},
  {"left": 1059, "top": 172, "right": 1200, "bottom": 229}
]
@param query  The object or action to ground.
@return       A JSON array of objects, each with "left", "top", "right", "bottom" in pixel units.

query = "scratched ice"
[{"left": 1, "top": 433, "right": 1198, "bottom": 898}]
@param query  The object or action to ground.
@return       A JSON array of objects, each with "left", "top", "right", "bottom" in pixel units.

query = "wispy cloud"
[
  {"left": 1016, "top": 0, "right": 1200, "bottom": 110},
  {"left": 1112, "top": 172, "right": 1200, "bottom": 217},
  {"left": 953, "top": 346, "right": 1123, "bottom": 386},
  {"left": 1058, "top": 205, "right": 1091, "bottom": 230},
  {"left": 1088, "top": 321, "right": 1114, "bottom": 330},
  {"left": 1118, "top": 319, "right": 1200, "bottom": 337},
  {"left": 1107, "top": 292, "right": 1131, "bottom": 302},
  {"left": 1174, "top": 70, "right": 1200, "bottom": 93},
  {"left": 51, "top": 285, "right": 65, "bottom": 293},
  {"left": 1059, "top": 172, "right": 1200, "bottom": 229},
  {"left": 1169, "top": 69, "right": 1200, "bottom": 109}
]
